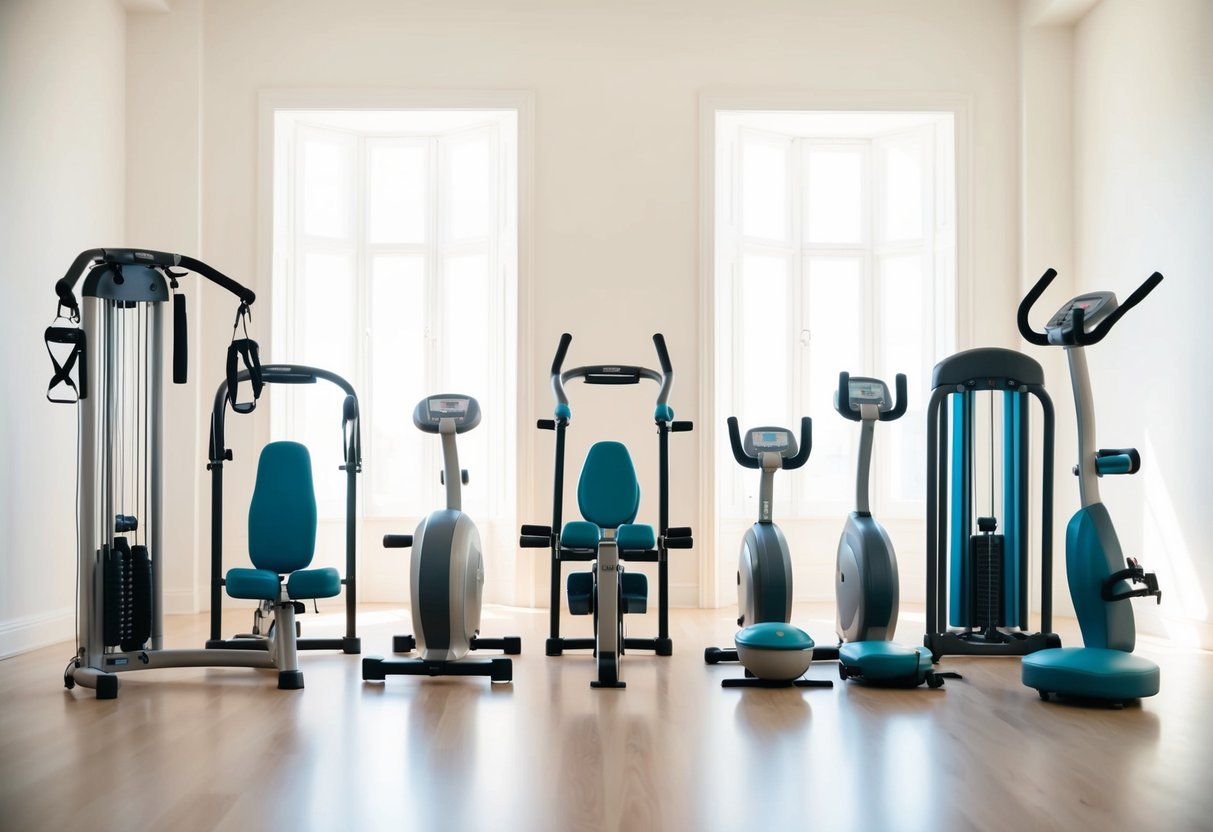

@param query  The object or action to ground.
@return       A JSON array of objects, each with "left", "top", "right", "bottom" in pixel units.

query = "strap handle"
[
  {"left": 226, "top": 303, "right": 263, "bottom": 414},
  {"left": 45, "top": 325, "right": 88, "bottom": 403}
]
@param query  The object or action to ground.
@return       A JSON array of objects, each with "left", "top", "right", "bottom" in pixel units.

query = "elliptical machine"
[
  {"left": 362, "top": 394, "right": 519, "bottom": 684},
  {"left": 1018, "top": 268, "right": 1163, "bottom": 705},
  {"left": 834, "top": 372, "right": 956, "bottom": 688},
  {"left": 704, "top": 417, "right": 833, "bottom": 688}
]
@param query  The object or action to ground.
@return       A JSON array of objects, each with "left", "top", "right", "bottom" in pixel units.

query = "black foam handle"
[
  {"left": 783, "top": 417, "right": 813, "bottom": 470},
  {"left": 1077, "top": 271, "right": 1164, "bottom": 345},
  {"left": 552, "top": 333, "right": 573, "bottom": 375},
  {"left": 383, "top": 534, "right": 414, "bottom": 549},
  {"left": 881, "top": 374, "right": 909, "bottom": 421},
  {"left": 1017, "top": 267, "right": 1058, "bottom": 346},
  {"left": 653, "top": 333, "right": 672, "bottom": 374},
  {"left": 665, "top": 527, "right": 693, "bottom": 538},
  {"left": 172, "top": 292, "right": 188, "bottom": 384},
  {"left": 521, "top": 524, "right": 552, "bottom": 537},
  {"left": 726, "top": 417, "right": 760, "bottom": 470}
]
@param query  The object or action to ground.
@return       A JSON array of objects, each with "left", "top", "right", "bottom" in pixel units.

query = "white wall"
[
  {"left": 118, "top": 0, "right": 1029, "bottom": 619},
  {"left": 1070, "top": 0, "right": 1213, "bottom": 646},
  {"left": 0, "top": 0, "right": 128, "bottom": 656}
]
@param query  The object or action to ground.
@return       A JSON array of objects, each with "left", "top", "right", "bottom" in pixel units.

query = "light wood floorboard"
[{"left": 1, "top": 603, "right": 1210, "bottom": 832}]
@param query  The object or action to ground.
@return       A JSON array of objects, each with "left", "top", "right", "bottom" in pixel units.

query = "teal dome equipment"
[{"left": 734, "top": 622, "right": 815, "bottom": 682}]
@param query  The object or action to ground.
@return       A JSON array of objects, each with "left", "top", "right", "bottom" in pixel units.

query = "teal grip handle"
[{"left": 1095, "top": 454, "right": 1133, "bottom": 475}]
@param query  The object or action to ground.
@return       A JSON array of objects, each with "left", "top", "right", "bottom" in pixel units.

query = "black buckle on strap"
[
  {"left": 1101, "top": 557, "right": 1162, "bottom": 604},
  {"left": 45, "top": 326, "right": 88, "bottom": 403}
]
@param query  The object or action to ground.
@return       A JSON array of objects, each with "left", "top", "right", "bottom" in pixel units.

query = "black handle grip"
[
  {"left": 726, "top": 417, "right": 760, "bottom": 470},
  {"left": 520, "top": 535, "right": 551, "bottom": 548},
  {"left": 665, "top": 537, "right": 694, "bottom": 549},
  {"left": 653, "top": 333, "right": 672, "bottom": 374},
  {"left": 552, "top": 332, "right": 573, "bottom": 376},
  {"left": 521, "top": 524, "right": 552, "bottom": 537},
  {"left": 1017, "top": 267, "right": 1058, "bottom": 346},
  {"left": 172, "top": 293, "right": 188, "bottom": 384},
  {"left": 1076, "top": 271, "right": 1163, "bottom": 346},
  {"left": 671, "top": 420, "right": 694, "bottom": 432},
  {"left": 783, "top": 416, "right": 813, "bottom": 470},
  {"left": 665, "top": 526, "right": 693, "bottom": 538},
  {"left": 836, "top": 372, "right": 861, "bottom": 422},
  {"left": 383, "top": 534, "right": 414, "bottom": 548},
  {"left": 537, "top": 419, "right": 556, "bottom": 430},
  {"left": 881, "top": 374, "right": 908, "bottom": 421}
]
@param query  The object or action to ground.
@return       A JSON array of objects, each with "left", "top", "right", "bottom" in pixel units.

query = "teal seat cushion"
[
  {"left": 735, "top": 622, "right": 815, "bottom": 651},
  {"left": 287, "top": 567, "right": 341, "bottom": 600},
  {"left": 1022, "top": 647, "right": 1160, "bottom": 700},
  {"left": 226, "top": 567, "right": 281, "bottom": 601},
  {"left": 249, "top": 442, "right": 317, "bottom": 574},
  {"left": 577, "top": 441, "right": 640, "bottom": 529},
  {"left": 562, "top": 520, "right": 601, "bottom": 550},
  {"left": 840, "top": 641, "right": 932, "bottom": 683},
  {"left": 618, "top": 523, "right": 655, "bottom": 552}
]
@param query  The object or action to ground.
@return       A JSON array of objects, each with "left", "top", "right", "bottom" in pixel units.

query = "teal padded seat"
[
  {"left": 617, "top": 523, "right": 655, "bottom": 552},
  {"left": 561, "top": 520, "right": 601, "bottom": 550},
  {"left": 226, "top": 567, "right": 282, "bottom": 601},
  {"left": 839, "top": 641, "right": 934, "bottom": 685},
  {"left": 225, "top": 441, "right": 337, "bottom": 603},
  {"left": 735, "top": 622, "right": 815, "bottom": 651},
  {"left": 1022, "top": 647, "right": 1160, "bottom": 701},
  {"left": 288, "top": 567, "right": 341, "bottom": 600}
]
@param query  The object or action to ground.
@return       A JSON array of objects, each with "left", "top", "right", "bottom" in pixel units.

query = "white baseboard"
[{"left": 0, "top": 608, "right": 74, "bottom": 659}]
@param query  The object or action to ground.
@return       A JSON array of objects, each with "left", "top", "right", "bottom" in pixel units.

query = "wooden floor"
[{"left": 2, "top": 603, "right": 1210, "bottom": 832}]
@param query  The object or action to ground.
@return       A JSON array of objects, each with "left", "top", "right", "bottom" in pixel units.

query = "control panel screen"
[
  {"left": 429, "top": 397, "right": 469, "bottom": 416},
  {"left": 849, "top": 380, "right": 887, "bottom": 405},
  {"left": 751, "top": 430, "right": 789, "bottom": 449},
  {"left": 1047, "top": 293, "right": 1113, "bottom": 328}
]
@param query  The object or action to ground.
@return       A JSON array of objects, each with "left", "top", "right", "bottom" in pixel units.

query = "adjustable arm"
[
  {"left": 726, "top": 417, "right": 760, "bottom": 470},
  {"left": 783, "top": 417, "right": 813, "bottom": 470},
  {"left": 881, "top": 374, "right": 908, "bottom": 421}
]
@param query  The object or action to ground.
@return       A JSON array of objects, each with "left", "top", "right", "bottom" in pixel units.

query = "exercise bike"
[
  {"left": 704, "top": 417, "right": 833, "bottom": 688},
  {"left": 834, "top": 372, "right": 956, "bottom": 688},
  {"left": 1018, "top": 268, "right": 1163, "bottom": 705},
  {"left": 362, "top": 394, "right": 520, "bottom": 684}
]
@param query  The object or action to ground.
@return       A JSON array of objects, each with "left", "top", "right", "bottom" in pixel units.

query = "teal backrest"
[
  {"left": 1067, "top": 502, "right": 1136, "bottom": 652},
  {"left": 248, "top": 441, "right": 317, "bottom": 574},
  {"left": 577, "top": 441, "right": 641, "bottom": 530}
]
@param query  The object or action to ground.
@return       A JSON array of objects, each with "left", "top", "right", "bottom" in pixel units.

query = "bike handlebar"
[{"left": 1018, "top": 267, "right": 1163, "bottom": 347}]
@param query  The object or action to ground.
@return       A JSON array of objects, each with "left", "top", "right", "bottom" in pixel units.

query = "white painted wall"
[
  {"left": 121, "top": 0, "right": 1029, "bottom": 622},
  {"left": 1069, "top": 0, "right": 1213, "bottom": 646},
  {"left": 0, "top": 0, "right": 128, "bottom": 656}
]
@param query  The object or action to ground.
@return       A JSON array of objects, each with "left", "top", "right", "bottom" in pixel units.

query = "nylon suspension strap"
[
  {"left": 45, "top": 299, "right": 87, "bottom": 403},
  {"left": 226, "top": 301, "right": 263, "bottom": 414}
]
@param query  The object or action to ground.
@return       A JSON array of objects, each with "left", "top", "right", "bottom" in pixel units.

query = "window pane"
[
  {"left": 803, "top": 256, "right": 862, "bottom": 503},
  {"left": 442, "top": 253, "right": 492, "bottom": 516},
  {"left": 447, "top": 138, "right": 492, "bottom": 241},
  {"left": 739, "top": 253, "right": 789, "bottom": 434},
  {"left": 806, "top": 150, "right": 863, "bottom": 245},
  {"left": 880, "top": 253, "right": 926, "bottom": 501},
  {"left": 741, "top": 139, "right": 789, "bottom": 241},
  {"left": 296, "top": 250, "right": 356, "bottom": 509},
  {"left": 370, "top": 255, "right": 427, "bottom": 512},
  {"left": 883, "top": 138, "right": 923, "bottom": 241},
  {"left": 302, "top": 138, "right": 354, "bottom": 239},
  {"left": 368, "top": 143, "right": 426, "bottom": 244}
]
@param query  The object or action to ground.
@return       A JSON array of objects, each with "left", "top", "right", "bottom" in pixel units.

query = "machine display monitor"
[
  {"left": 751, "top": 430, "right": 789, "bottom": 449},
  {"left": 1047, "top": 293, "right": 1115, "bottom": 329},
  {"left": 848, "top": 379, "right": 888, "bottom": 406},
  {"left": 429, "top": 397, "right": 470, "bottom": 416}
]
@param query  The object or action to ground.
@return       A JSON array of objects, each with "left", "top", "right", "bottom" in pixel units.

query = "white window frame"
[
  {"left": 257, "top": 89, "right": 534, "bottom": 606},
  {"left": 699, "top": 93, "right": 972, "bottom": 608}
]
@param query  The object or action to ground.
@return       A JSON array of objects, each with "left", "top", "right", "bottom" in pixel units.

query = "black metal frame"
[
  {"left": 206, "top": 364, "right": 362, "bottom": 654},
  {"left": 520, "top": 333, "right": 694, "bottom": 658},
  {"left": 924, "top": 347, "right": 1059, "bottom": 660}
]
